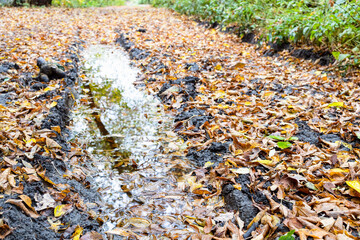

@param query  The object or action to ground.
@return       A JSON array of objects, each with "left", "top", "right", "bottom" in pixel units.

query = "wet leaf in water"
[
  {"left": 79, "top": 231, "right": 103, "bottom": 240},
  {"left": 127, "top": 217, "right": 151, "bottom": 228},
  {"left": 105, "top": 228, "right": 131, "bottom": 237}
]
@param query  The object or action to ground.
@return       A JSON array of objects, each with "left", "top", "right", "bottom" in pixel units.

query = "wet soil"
[
  {"left": 194, "top": 19, "right": 336, "bottom": 66},
  {"left": 263, "top": 42, "right": 335, "bottom": 66},
  {"left": 0, "top": 44, "right": 102, "bottom": 239},
  {"left": 186, "top": 142, "right": 230, "bottom": 167}
]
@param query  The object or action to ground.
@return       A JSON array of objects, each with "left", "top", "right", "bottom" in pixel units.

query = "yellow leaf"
[
  {"left": 215, "top": 64, "right": 222, "bottom": 71},
  {"left": 346, "top": 180, "right": 360, "bottom": 193},
  {"left": 54, "top": 204, "right": 72, "bottom": 217},
  {"left": 328, "top": 102, "right": 344, "bottom": 108},
  {"left": 217, "top": 104, "right": 229, "bottom": 109},
  {"left": 233, "top": 62, "right": 245, "bottom": 69},
  {"left": 19, "top": 195, "right": 33, "bottom": 209},
  {"left": 341, "top": 141, "right": 352, "bottom": 150},
  {"left": 253, "top": 159, "right": 274, "bottom": 166},
  {"left": 233, "top": 184, "right": 242, "bottom": 191},
  {"left": 72, "top": 226, "right": 83, "bottom": 240},
  {"left": 215, "top": 90, "right": 226, "bottom": 99},
  {"left": 244, "top": 101, "right": 252, "bottom": 106},
  {"left": 204, "top": 161, "right": 214, "bottom": 168},
  {"left": 51, "top": 126, "right": 61, "bottom": 134},
  {"left": 328, "top": 168, "right": 349, "bottom": 176},
  {"left": 50, "top": 101, "right": 58, "bottom": 108}
]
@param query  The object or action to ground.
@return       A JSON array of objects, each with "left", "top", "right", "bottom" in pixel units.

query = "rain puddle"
[{"left": 71, "top": 45, "right": 194, "bottom": 238}]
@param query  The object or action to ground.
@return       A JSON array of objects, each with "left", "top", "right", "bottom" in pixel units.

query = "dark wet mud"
[{"left": 0, "top": 44, "right": 102, "bottom": 239}]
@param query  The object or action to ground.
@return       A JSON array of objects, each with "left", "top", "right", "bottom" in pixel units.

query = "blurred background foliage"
[{"left": 151, "top": 0, "right": 360, "bottom": 68}]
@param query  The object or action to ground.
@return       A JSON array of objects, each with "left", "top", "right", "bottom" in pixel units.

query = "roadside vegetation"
[
  {"left": 0, "top": 0, "right": 125, "bottom": 7},
  {"left": 152, "top": 0, "right": 360, "bottom": 69},
  {"left": 52, "top": 0, "right": 125, "bottom": 7}
]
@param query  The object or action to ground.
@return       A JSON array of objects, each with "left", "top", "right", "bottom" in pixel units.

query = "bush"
[{"left": 152, "top": 0, "right": 360, "bottom": 68}]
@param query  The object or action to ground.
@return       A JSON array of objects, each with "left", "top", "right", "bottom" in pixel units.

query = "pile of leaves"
[{"left": 115, "top": 6, "right": 360, "bottom": 239}]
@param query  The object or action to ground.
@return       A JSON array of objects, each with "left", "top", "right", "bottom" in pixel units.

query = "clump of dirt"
[
  {"left": 241, "top": 32, "right": 256, "bottom": 44},
  {"left": 115, "top": 33, "right": 134, "bottom": 51},
  {"left": 157, "top": 76, "right": 200, "bottom": 103},
  {"left": 184, "top": 63, "right": 200, "bottom": 72},
  {"left": 0, "top": 93, "right": 12, "bottom": 106},
  {"left": 186, "top": 142, "right": 229, "bottom": 167},
  {"left": 295, "top": 120, "right": 321, "bottom": 145},
  {"left": 116, "top": 33, "right": 149, "bottom": 60},
  {"left": 295, "top": 120, "right": 351, "bottom": 150},
  {"left": 222, "top": 174, "right": 261, "bottom": 227},
  {"left": 291, "top": 49, "right": 335, "bottom": 66},
  {"left": 263, "top": 41, "right": 292, "bottom": 57},
  {"left": 0, "top": 62, "right": 19, "bottom": 74}
]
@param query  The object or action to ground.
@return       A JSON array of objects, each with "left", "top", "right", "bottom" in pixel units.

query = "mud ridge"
[{"left": 0, "top": 42, "right": 102, "bottom": 239}]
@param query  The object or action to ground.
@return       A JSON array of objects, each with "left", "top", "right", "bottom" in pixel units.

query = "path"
[{"left": 0, "top": 6, "right": 359, "bottom": 240}]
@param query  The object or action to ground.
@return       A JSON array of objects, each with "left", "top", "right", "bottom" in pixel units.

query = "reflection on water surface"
[{"left": 72, "top": 45, "right": 194, "bottom": 238}]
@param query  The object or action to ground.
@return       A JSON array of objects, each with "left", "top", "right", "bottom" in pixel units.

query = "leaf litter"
[{"left": 0, "top": 5, "right": 359, "bottom": 240}]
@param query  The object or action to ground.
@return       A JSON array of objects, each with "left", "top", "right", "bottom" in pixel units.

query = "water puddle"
[{"left": 72, "top": 45, "right": 194, "bottom": 238}]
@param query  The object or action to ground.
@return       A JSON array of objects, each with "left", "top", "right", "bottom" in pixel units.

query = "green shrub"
[{"left": 152, "top": 0, "right": 360, "bottom": 68}]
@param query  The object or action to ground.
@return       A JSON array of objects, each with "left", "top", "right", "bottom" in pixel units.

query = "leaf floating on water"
[
  {"left": 79, "top": 231, "right": 104, "bottom": 240},
  {"left": 127, "top": 217, "right": 151, "bottom": 228},
  {"left": 106, "top": 228, "right": 131, "bottom": 237},
  {"left": 230, "top": 167, "right": 250, "bottom": 174}
]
